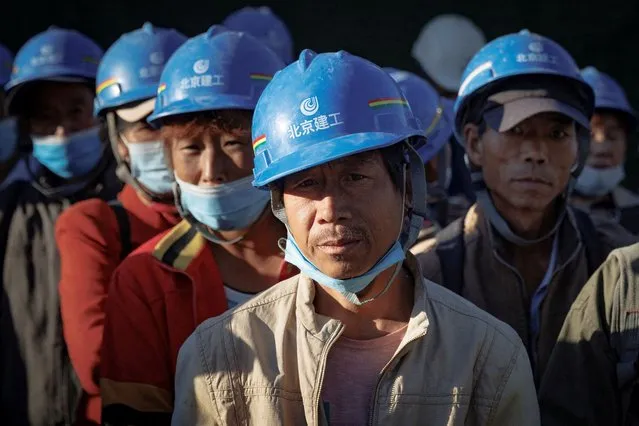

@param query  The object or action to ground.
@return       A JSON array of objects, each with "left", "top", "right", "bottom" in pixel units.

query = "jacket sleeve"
[
  {"left": 490, "top": 344, "right": 540, "bottom": 426},
  {"left": 56, "top": 200, "right": 120, "bottom": 402},
  {"left": 172, "top": 326, "right": 221, "bottom": 426},
  {"left": 100, "top": 256, "right": 173, "bottom": 426},
  {"left": 538, "top": 256, "right": 621, "bottom": 426}
]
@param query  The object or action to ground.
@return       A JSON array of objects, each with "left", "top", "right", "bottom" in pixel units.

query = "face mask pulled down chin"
[
  {"left": 175, "top": 174, "right": 270, "bottom": 231},
  {"left": 280, "top": 233, "right": 406, "bottom": 305},
  {"left": 0, "top": 117, "right": 19, "bottom": 163},
  {"left": 31, "top": 127, "right": 103, "bottom": 179},
  {"left": 125, "top": 140, "right": 174, "bottom": 195},
  {"left": 575, "top": 164, "right": 625, "bottom": 197}
]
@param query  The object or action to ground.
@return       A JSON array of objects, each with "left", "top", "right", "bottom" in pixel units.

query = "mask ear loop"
[
  {"left": 171, "top": 181, "right": 246, "bottom": 246},
  {"left": 107, "top": 111, "right": 170, "bottom": 203}
]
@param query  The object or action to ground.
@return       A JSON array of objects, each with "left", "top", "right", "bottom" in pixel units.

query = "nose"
[
  {"left": 589, "top": 129, "right": 611, "bottom": 155},
  {"left": 315, "top": 185, "right": 352, "bottom": 224},
  {"left": 521, "top": 138, "right": 548, "bottom": 165},
  {"left": 199, "top": 145, "right": 228, "bottom": 185}
]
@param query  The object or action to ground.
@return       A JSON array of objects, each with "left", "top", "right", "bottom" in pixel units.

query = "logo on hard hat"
[
  {"left": 193, "top": 59, "right": 210, "bottom": 74},
  {"left": 300, "top": 96, "right": 319, "bottom": 116},
  {"left": 150, "top": 52, "right": 164, "bottom": 65},
  {"left": 40, "top": 45, "right": 54, "bottom": 55},
  {"left": 528, "top": 42, "right": 544, "bottom": 53}
]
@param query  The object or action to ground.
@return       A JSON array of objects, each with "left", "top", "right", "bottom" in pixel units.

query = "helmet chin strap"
[
  {"left": 171, "top": 182, "right": 245, "bottom": 245},
  {"left": 106, "top": 112, "right": 172, "bottom": 204}
]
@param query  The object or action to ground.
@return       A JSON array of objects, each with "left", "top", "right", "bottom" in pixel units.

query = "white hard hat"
[{"left": 411, "top": 14, "right": 486, "bottom": 93}]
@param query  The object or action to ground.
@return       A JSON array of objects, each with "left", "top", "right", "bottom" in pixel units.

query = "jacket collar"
[{"left": 470, "top": 203, "right": 583, "bottom": 270}]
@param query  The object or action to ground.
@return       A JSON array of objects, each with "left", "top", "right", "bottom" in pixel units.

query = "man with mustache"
[
  {"left": 414, "top": 30, "right": 636, "bottom": 385},
  {"left": 172, "top": 49, "right": 539, "bottom": 425}
]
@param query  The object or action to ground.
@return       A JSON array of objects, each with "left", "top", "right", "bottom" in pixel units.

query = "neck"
[
  {"left": 493, "top": 198, "right": 559, "bottom": 240},
  {"left": 213, "top": 209, "right": 285, "bottom": 257},
  {"left": 314, "top": 264, "right": 414, "bottom": 339}
]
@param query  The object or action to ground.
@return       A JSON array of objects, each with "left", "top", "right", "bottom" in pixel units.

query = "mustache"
[{"left": 310, "top": 225, "right": 369, "bottom": 246}]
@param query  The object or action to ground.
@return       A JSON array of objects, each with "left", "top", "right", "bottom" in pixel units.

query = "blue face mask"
[
  {"left": 126, "top": 140, "right": 173, "bottom": 195},
  {"left": 575, "top": 164, "right": 625, "bottom": 197},
  {"left": 31, "top": 127, "right": 103, "bottom": 178},
  {"left": 0, "top": 117, "right": 19, "bottom": 163},
  {"left": 280, "top": 233, "right": 406, "bottom": 305},
  {"left": 175, "top": 174, "right": 270, "bottom": 231}
]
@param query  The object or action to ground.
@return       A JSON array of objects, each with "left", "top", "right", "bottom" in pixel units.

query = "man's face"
[
  {"left": 587, "top": 112, "right": 627, "bottom": 168},
  {"left": 25, "top": 82, "right": 95, "bottom": 137},
  {"left": 282, "top": 150, "right": 403, "bottom": 279},
  {"left": 465, "top": 112, "right": 578, "bottom": 213}
]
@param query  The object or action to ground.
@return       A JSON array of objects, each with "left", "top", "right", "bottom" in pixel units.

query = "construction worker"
[
  {"left": 0, "top": 27, "right": 121, "bottom": 425},
  {"left": 384, "top": 68, "right": 464, "bottom": 245},
  {"left": 54, "top": 23, "right": 186, "bottom": 425},
  {"left": 174, "top": 49, "right": 539, "bottom": 425},
  {"left": 539, "top": 243, "right": 639, "bottom": 425},
  {"left": 414, "top": 29, "right": 637, "bottom": 385},
  {"left": 222, "top": 6, "right": 293, "bottom": 63},
  {"left": 571, "top": 66, "right": 639, "bottom": 234},
  {"left": 99, "top": 26, "right": 292, "bottom": 425}
]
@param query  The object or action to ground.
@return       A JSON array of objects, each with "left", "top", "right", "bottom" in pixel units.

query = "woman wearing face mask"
[
  {"left": 0, "top": 28, "right": 122, "bottom": 426},
  {"left": 53, "top": 23, "right": 186, "bottom": 425},
  {"left": 99, "top": 26, "right": 294, "bottom": 426},
  {"left": 572, "top": 66, "right": 639, "bottom": 234}
]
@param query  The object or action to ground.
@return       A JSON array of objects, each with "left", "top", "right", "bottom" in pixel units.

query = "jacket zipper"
[
  {"left": 313, "top": 323, "right": 344, "bottom": 426},
  {"left": 367, "top": 330, "right": 426, "bottom": 426}
]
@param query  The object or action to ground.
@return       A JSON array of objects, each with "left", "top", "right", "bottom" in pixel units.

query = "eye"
[
  {"left": 509, "top": 125, "right": 524, "bottom": 136},
  {"left": 296, "top": 178, "right": 318, "bottom": 188},
  {"left": 346, "top": 173, "right": 366, "bottom": 182},
  {"left": 550, "top": 129, "right": 569, "bottom": 140},
  {"left": 224, "top": 139, "right": 244, "bottom": 148}
]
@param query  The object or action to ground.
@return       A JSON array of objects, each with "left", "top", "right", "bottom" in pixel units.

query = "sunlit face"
[
  {"left": 587, "top": 112, "right": 627, "bottom": 169},
  {"left": 465, "top": 112, "right": 578, "bottom": 213},
  {"left": 282, "top": 151, "right": 403, "bottom": 279},
  {"left": 166, "top": 116, "right": 253, "bottom": 186}
]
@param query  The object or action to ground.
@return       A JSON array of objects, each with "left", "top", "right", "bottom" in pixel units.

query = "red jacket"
[
  {"left": 100, "top": 219, "right": 296, "bottom": 425},
  {"left": 56, "top": 184, "right": 180, "bottom": 425}
]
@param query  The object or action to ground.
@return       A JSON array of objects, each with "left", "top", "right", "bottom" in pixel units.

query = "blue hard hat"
[
  {"left": 252, "top": 50, "right": 424, "bottom": 188},
  {"left": 94, "top": 22, "right": 187, "bottom": 116},
  {"left": 222, "top": 6, "right": 293, "bottom": 64},
  {"left": 5, "top": 26, "right": 103, "bottom": 94},
  {"left": 581, "top": 66, "right": 636, "bottom": 126},
  {"left": 0, "top": 44, "right": 14, "bottom": 87},
  {"left": 385, "top": 68, "right": 453, "bottom": 163},
  {"left": 454, "top": 29, "right": 593, "bottom": 140},
  {"left": 148, "top": 25, "right": 285, "bottom": 126}
]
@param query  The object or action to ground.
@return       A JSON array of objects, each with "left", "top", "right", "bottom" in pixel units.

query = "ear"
[{"left": 464, "top": 123, "right": 483, "bottom": 168}]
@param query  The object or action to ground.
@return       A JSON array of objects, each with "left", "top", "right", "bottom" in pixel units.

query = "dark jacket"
[
  {"left": 0, "top": 155, "right": 120, "bottom": 426},
  {"left": 539, "top": 243, "right": 639, "bottom": 426}
]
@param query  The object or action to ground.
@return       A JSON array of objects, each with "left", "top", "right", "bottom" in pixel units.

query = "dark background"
[{"left": 2, "top": 0, "right": 639, "bottom": 185}]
